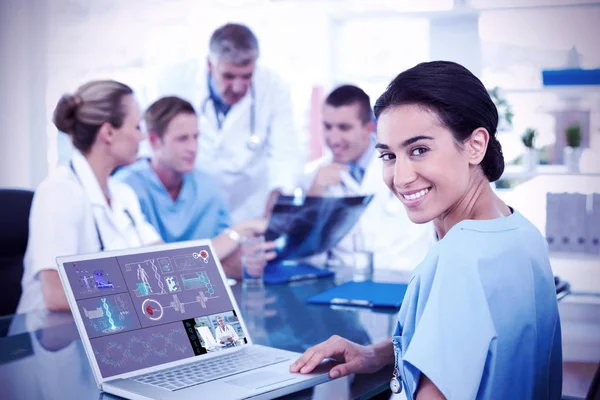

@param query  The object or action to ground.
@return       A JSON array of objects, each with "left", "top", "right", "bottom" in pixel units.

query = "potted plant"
[
  {"left": 521, "top": 128, "right": 539, "bottom": 171},
  {"left": 489, "top": 87, "right": 514, "bottom": 131},
  {"left": 564, "top": 123, "right": 582, "bottom": 173}
]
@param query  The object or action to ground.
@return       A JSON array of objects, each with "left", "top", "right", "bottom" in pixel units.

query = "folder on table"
[
  {"left": 263, "top": 261, "right": 334, "bottom": 285},
  {"left": 307, "top": 281, "right": 408, "bottom": 309}
]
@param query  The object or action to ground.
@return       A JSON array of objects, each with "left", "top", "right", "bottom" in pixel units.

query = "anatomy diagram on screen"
[
  {"left": 125, "top": 260, "right": 169, "bottom": 297},
  {"left": 123, "top": 250, "right": 220, "bottom": 323}
]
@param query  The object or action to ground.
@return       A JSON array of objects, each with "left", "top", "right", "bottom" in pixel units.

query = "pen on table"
[
  {"left": 288, "top": 273, "right": 318, "bottom": 282},
  {"left": 330, "top": 298, "right": 373, "bottom": 307}
]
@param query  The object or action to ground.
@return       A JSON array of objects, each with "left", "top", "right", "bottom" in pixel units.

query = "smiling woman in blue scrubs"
[
  {"left": 117, "top": 96, "right": 274, "bottom": 277},
  {"left": 291, "top": 61, "right": 562, "bottom": 399}
]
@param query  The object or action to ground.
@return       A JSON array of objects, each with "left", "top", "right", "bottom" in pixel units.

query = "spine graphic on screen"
[
  {"left": 167, "top": 290, "right": 215, "bottom": 311},
  {"left": 94, "top": 328, "right": 188, "bottom": 367},
  {"left": 139, "top": 291, "right": 216, "bottom": 322}
]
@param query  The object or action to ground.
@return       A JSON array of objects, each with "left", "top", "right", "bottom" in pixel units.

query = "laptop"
[{"left": 56, "top": 240, "right": 334, "bottom": 399}]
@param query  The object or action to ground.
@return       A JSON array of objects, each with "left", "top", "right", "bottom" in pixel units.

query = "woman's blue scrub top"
[{"left": 395, "top": 209, "right": 562, "bottom": 399}]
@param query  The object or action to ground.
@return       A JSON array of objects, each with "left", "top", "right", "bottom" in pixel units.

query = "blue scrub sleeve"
[{"left": 401, "top": 256, "right": 497, "bottom": 399}]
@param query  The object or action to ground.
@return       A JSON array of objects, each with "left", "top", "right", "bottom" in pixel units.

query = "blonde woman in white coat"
[{"left": 18, "top": 80, "right": 161, "bottom": 314}]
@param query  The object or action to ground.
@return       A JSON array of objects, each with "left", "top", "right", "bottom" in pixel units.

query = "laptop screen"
[{"left": 62, "top": 244, "right": 248, "bottom": 378}]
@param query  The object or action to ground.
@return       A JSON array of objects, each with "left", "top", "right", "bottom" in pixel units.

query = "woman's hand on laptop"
[{"left": 290, "top": 335, "right": 391, "bottom": 379}]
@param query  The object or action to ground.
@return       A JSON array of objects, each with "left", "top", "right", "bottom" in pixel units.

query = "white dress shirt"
[
  {"left": 301, "top": 147, "right": 436, "bottom": 272},
  {"left": 17, "top": 151, "right": 160, "bottom": 314}
]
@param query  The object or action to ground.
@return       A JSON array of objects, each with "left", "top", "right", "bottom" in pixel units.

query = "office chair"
[
  {"left": 0, "top": 189, "right": 34, "bottom": 316},
  {"left": 588, "top": 364, "right": 600, "bottom": 400},
  {"left": 555, "top": 276, "right": 571, "bottom": 302}
]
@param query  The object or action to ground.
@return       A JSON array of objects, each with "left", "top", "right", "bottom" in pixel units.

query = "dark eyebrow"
[
  {"left": 402, "top": 135, "right": 434, "bottom": 147},
  {"left": 375, "top": 135, "right": 434, "bottom": 150}
]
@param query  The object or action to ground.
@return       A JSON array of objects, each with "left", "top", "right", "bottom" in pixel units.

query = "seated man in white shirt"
[
  {"left": 304, "top": 85, "right": 435, "bottom": 271},
  {"left": 215, "top": 316, "right": 239, "bottom": 346}
]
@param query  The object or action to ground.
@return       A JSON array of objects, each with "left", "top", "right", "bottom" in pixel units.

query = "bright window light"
[{"left": 346, "top": 0, "right": 454, "bottom": 13}]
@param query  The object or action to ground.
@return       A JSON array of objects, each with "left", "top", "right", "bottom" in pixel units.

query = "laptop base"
[{"left": 103, "top": 346, "right": 334, "bottom": 400}]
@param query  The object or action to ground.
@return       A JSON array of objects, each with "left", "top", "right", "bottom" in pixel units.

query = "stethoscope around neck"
[
  {"left": 199, "top": 83, "right": 262, "bottom": 151},
  {"left": 69, "top": 160, "right": 140, "bottom": 251}
]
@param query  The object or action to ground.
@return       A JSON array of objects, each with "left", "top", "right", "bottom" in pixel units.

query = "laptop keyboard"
[{"left": 133, "top": 346, "right": 290, "bottom": 391}]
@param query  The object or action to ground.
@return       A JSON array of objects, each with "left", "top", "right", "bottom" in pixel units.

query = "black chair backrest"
[
  {"left": 0, "top": 189, "right": 34, "bottom": 315},
  {"left": 587, "top": 363, "right": 600, "bottom": 400},
  {"left": 555, "top": 276, "right": 571, "bottom": 301}
]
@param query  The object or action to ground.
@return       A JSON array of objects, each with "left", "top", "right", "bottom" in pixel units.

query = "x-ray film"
[{"left": 265, "top": 195, "right": 373, "bottom": 261}]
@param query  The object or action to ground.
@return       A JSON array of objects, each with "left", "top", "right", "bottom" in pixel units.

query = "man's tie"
[{"left": 348, "top": 163, "right": 365, "bottom": 184}]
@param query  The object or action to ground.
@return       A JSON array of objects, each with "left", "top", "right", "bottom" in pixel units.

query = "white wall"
[
  {"left": 3, "top": 1, "right": 599, "bottom": 188},
  {"left": 0, "top": 0, "right": 48, "bottom": 189},
  {"left": 430, "top": 11, "right": 482, "bottom": 77}
]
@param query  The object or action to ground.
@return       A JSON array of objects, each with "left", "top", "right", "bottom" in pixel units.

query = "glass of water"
[
  {"left": 353, "top": 251, "right": 374, "bottom": 282},
  {"left": 241, "top": 235, "right": 266, "bottom": 288}
]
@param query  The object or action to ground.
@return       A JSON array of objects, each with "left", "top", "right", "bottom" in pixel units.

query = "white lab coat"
[
  {"left": 303, "top": 153, "right": 436, "bottom": 271},
  {"left": 152, "top": 63, "right": 304, "bottom": 224},
  {"left": 215, "top": 324, "right": 239, "bottom": 344},
  {"left": 17, "top": 151, "right": 161, "bottom": 314}
]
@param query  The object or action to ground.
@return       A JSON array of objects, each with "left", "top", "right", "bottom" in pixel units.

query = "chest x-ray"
[{"left": 265, "top": 195, "right": 373, "bottom": 262}]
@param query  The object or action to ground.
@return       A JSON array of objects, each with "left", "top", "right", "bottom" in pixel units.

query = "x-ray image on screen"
[{"left": 265, "top": 195, "right": 373, "bottom": 261}]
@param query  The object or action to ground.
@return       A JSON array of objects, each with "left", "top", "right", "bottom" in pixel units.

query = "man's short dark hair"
[{"left": 325, "top": 85, "right": 372, "bottom": 124}]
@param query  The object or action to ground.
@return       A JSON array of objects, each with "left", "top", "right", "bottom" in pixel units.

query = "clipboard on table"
[
  {"left": 307, "top": 281, "right": 408, "bottom": 309},
  {"left": 263, "top": 261, "right": 334, "bottom": 285}
]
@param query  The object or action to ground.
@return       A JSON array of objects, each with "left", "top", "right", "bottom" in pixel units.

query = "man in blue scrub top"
[{"left": 117, "top": 96, "right": 274, "bottom": 277}]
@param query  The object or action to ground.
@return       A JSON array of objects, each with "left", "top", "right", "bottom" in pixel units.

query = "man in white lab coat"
[
  {"left": 305, "top": 85, "right": 435, "bottom": 271},
  {"left": 215, "top": 316, "right": 239, "bottom": 346},
  {"left": 153, "top": 23, "right": 303, "bottom": 224}
]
